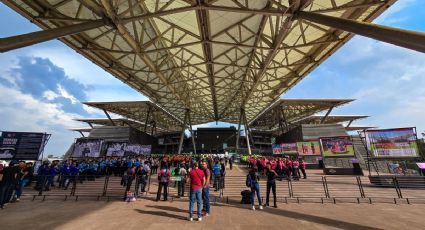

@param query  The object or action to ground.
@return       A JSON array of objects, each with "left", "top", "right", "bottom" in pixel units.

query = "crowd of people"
[
  {"left": 0, "top": 155, "right": 231, "bottom": 213},
  {"left": 0, "top": 154, "right": 306, "bottom": 220}
]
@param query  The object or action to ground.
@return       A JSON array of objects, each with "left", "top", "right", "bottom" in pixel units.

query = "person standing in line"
[
  {"left": 246, "top": 167, "right": 263, "bottom": 210},
  {"left": 293, "top": 159, "right": 300, "bottom": 181},
  {"left": 212, "top": 160, "right": 221, "bottom": 192},
  {"left": 156, "top": 164, "right": 171, "bottom": 201},
  {"left": 265, "top": 162, "right": 278, "bottom": 208},
  {"left": 220, "top": 158, "right": 226, "bottom": 194},
  {"left": 201, "top": 160, "right": 211, "bottom": 216},
  {"left": 299, "top": 159, "right": 307, "bottom": 179},
  {"left": 178, "top": 163, "right": 187, "bottom": 197},
  {"left": 187, "top": 162, "right": 205, "bottom": 221}
]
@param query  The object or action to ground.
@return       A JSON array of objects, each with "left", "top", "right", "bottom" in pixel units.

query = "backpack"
[
  {"left": 213, "top": 164, "right": 221, "bottom": 176},
  {"left": 246, "top": 174, "right": 253, "bottom": 187}
]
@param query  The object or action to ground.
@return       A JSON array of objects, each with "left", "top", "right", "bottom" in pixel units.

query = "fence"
[
  {"left": 22, "top": 174, "right": 152, "bottom": 201},
  {"left": 218, "top": 175, "right": 425, "bottom": 204},
  {"left": 21, "top": 174, "right": 425, "bottom": 204}
]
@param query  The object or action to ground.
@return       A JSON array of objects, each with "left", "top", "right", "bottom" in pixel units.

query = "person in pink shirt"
[{"left": 270, "top": 159, "right": 277, "bottom": 170}]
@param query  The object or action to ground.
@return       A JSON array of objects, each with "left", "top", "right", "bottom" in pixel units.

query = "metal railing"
[
  {"left": 23, "top": 173, "right": 153, "bottom": 201},
  {"left": 21, "top": 173, "right": 425, "bottom": 204}
]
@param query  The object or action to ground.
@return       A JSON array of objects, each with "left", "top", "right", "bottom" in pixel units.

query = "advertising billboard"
[
  {"left": 320, "top": 136, "right": 355, "bottom": 157},
  {"left": 366, "top": 128, "right": 419, "bottom": 158},
  {"left": 296, "top": 141, "right": 321, "bottom": 156},
  {"left": 72, "top": 138, "right": 103, "bottom": 158},
  {"left": 106, "top": 142, "right": 126, "bottom": 157},
  {"left": 0, "top": 131, "right": 48, "bottom": 160},
  {"left": 106, "top": 143, "right": 152, "bottom": 156},
  {"left": 272, "top": 143, "right": 297, "bottom": 155}
]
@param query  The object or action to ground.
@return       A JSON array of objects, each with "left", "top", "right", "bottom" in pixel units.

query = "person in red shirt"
[{"left": 187, "top": 162, "right": 205, "bottom": 221}]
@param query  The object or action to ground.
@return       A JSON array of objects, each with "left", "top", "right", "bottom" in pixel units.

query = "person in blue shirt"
[
  {"left": 64, "top": 162, "right": 79, "bottom": 190},
  {"left": 127, "top": 158, "right": 133, "bottom": 169},
  {"left": 35, "top": 161, "right": 50, "bottom": 192},
  {"left": 47, "top": 162, "right": 59, "bottom": 189}
]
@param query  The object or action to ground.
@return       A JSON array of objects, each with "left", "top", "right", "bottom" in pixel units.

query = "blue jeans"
[
  {"left": 189, "top": 189, "right": 203, "bottom": 218},
  {"left": 203, "top": 187, "right": 210, "bottom": 214},
  {"left": 250, "top": 182, "right": 262, "bottom": 206},
  {"left": 16, "top": 179, "right": 30, "bottom": 198}
]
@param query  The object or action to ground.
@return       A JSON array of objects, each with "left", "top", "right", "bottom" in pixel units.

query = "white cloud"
[
  {"left": 43, "top": 90, "right": 60, "bottom": 101},
  {"left": 0, "top": 85, "right": 87, "bottom": 156},
  {"left": 58, "top": 84, "right": 78, "bottom": 104}
]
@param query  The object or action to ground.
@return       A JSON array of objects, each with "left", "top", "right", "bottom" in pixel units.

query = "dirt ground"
[{"left": 0, "top": 198, "right": 423, "bottom": 230}]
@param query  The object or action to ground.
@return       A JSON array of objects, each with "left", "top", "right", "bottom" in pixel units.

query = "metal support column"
[
  {"left": 320, "top": 106, "right": 334, "bottom": 124},
  {"left": 144, "top": 105, "right": 152, "bottom": 132},
  {"left": 241, "top": 109, "right": 252, "bottom": 155},
  {"left": 297, "top": 10, "right": 425, "bottom": 54},
  {"left": 0, "top": 19, "right": 109, "bottom": 53},
  {"left": 235, "top": 108, "right": 243, "bottom": 153},
  {"left": 346, "top": 119, "right": 354, "bottom": 128},
  {"left": 279, "top": 106, "right": 289, "bottom": 134},
  {"left": 103, "top": 109, "right": 115, "bottom": 126},
  {"left": 177, "top": 110, "right": 189, "bottom": 155},
  {"left": 151, "top": 121, "right": 156, "bottom": 136},
  {"left": 187, "top": 109, "right": 197, "bottom": 155}
]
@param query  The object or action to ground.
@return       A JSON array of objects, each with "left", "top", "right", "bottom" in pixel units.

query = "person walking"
[
  {"left": 246, "top": 167, "right": 262, "bottom": 210},
  {"left": 265, "top": 162, "right": 278, "bottom": 208},
  {"left": 187, "top": 162, "right": 205, "bottom": 221},
  {"left": 0, "top": 161, "right": 19, "bottom": 209}
]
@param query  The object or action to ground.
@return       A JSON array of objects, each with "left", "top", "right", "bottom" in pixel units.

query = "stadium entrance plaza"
[{"left": 1, "top": 166, "right": 424, "bottom": 230}]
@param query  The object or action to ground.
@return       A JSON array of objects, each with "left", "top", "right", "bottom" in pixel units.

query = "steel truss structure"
[
  {"left": 249, "top": 98, "right": 352, "bottom": 132},
  {"left": 4, "top": 0, "right": 418, "bottom": 126},
  {"left": 83, "top": 101, "right": 183, "bottom": 133}
]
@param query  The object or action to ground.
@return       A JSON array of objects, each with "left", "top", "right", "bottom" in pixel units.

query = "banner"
[
  {"left": 72, "top": 138, "right": 103, "bottom": 158},
  {"left": 296, "top": 141, "right": 321, "bottom": 156},
  {"left": 124, "top": 144, "right": 142, "bottom": 155},
  {"left": 139, "top": 145, "right": 152, "bottom": 155},
  {"left": 320, "top": 136, "right": 355, "bottom": 157},
  {"left": 0, "top": 132, "right": 47, "bottom": 160},
  {"left": 366, "top": 128, "right": 419, "bottom": 158},
  {"left": 272, "top": 143, "right": 297, "bottom": 155},
  {"left": 106, "top": 142, "right": 126, "bottom": 157},
  {"left": 106, "top": 143, "right": 152, "bottom": 156}
]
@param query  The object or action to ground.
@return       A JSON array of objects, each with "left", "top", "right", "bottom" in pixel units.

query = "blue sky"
[{"left": 1, "top": 1, "right": 425, "bottom": 156}]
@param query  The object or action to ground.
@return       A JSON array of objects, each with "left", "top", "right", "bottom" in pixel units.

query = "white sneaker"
[
  {"left": 188, "top": 217, "right": 193, "bottom": 221},
  {"left": 205, "top": 213, "right": 210, "bottom": 217},
  {"left": 198, "top": 217, "right": 202, "bottom": 221},
  {"left": 251, "top": 206, "right": 255, "bottom": 210},
  {"left": 259, "top": 205, "right": 263, "bottom": 210}
]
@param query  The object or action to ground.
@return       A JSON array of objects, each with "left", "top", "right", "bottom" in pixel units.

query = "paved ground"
[{"left": 0, "top": 199, "right": 424, "bottom": 230}]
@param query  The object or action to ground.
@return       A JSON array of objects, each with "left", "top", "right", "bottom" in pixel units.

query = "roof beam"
[
  {"left": 196, "top": 0, "right": 219, "bottom": 120},
  {"left": 241, "top": 1, "right": 313, "bottom": 114},
  {"left": 99, "top": 0, "right": 188, "bottom": 110},
  {"left": 0, "top": 19, "right": 109, "bottom": 53},
  {"left": 297, "top": 9, "right": 425, "bottom": 54},
  {"left": 217, "top": 3, "right": 273, "bottom": 119}
]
